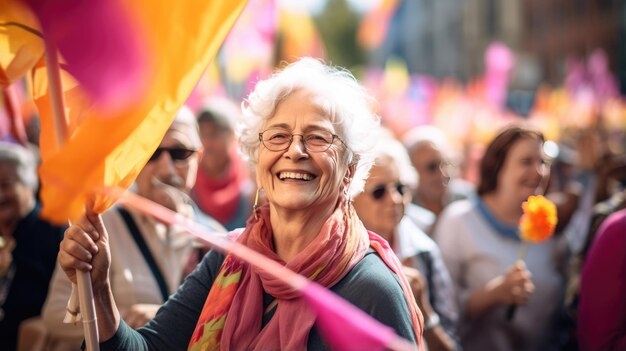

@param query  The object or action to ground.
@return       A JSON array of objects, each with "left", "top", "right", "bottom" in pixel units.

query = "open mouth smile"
[{"left": 277, "top": 171, "right": 316, "bottom": 181}]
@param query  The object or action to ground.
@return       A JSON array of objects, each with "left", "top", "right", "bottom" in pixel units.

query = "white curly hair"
[{"left": 237, "top": 57, "right": 381, "bottom": 198}]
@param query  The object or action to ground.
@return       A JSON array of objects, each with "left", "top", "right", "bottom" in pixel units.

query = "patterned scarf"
[{"left": 188, "top": 201, "right": 423, "bottom": 350}]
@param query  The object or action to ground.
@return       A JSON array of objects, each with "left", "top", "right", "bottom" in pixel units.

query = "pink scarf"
[{"left": 188, "top": 202, "right": 422, "bottom": 350}]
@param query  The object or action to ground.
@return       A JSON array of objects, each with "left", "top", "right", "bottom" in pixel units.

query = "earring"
[
  {"left": 343, "top": 177, "right": 352, "bottom": 200},
  {"left": 342, "top": 184, "right": 355, "bottom": 218},
  {"left": 253, "top": 187, "right": 262, "bottom": 220}
]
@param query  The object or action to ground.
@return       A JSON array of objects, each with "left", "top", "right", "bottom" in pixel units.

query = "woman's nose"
[{"left": 284, "top": 135, "right": 309, "bottom": 159}]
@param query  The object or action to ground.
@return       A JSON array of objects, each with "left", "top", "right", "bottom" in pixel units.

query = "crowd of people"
[{"left": 0, "top": 57, "right": 624, "bottom": 350}]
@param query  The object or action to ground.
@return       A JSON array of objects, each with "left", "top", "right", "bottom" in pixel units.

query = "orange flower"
[{"left": 519, "top": 195, "right": 558, "bottom": 243}]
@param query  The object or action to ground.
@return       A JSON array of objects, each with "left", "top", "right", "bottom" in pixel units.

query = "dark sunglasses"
[
  {"left": 148, "top": 148, "right": 196, "bottom": 163},
  {"left": 369, "top": 183, "right": 407, "bottom": 200}
]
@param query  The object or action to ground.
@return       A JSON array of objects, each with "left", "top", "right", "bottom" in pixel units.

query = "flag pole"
[{"left": 43, "top": 40, "right": 99, "bottom": 351}]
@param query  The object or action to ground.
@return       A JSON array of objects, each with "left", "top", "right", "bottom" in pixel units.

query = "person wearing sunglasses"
[
  {"left": 353, "top": 133, "right": 459, "bottom": 351},
  {"left": 54, "top": 58, "right": 422, "bottom": 350},
  {"left": 41, "top": 107, "right": 225, "bottom": 349},
  {"left": 403, "top": 126, "right": 474, "bottom": 236}
]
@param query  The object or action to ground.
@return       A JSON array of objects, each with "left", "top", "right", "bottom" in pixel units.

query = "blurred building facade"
[
  {"left": 371, "top": 0, "right": 623, "bottom": 92},
  {"left": 521, "top": 0, "right": 620, "bottom": 86},
  {"left": 371, "top": 0, "right": 465, "bottom": 79},
  {"left": 461, "top": 0, "right": 523, "bottom": 82}
]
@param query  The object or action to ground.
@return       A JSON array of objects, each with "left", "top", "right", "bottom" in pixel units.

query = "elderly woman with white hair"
[
  {"left": 41, "top": 107, "right": 225, "bottom": 349},
  {"left": 353, "top": 133, "right": 459, "bottom": 351},
  {"left": 55, "top": 58, "right": 423, "bottom": 350}
]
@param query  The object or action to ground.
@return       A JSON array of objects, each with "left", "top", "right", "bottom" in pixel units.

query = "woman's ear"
[{"left": 343, "top": 163, "right": 356, "bottom": 188}]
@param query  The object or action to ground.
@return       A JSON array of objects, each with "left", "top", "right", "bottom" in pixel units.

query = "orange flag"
[{"left": 34, "top": 0, "right": 247, "bottom": 224}]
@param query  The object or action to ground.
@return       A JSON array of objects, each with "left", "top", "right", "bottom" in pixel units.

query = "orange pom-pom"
[{"left": 519, "top": 195, "right": 558, "bottom": 243}]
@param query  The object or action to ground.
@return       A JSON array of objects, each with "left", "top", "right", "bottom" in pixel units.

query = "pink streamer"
[
  {"left": 111, "top": 188, "right": 415, "bottom": 351},
  {"left": 302, "top": 283, "right": 414, "bottom": 351}
]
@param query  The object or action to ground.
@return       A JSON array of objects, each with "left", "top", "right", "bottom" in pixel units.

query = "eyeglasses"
[
  {"left": 368, "top": 182, "right": 408, "bottom": 201},
  {"left": 259, "top": 128, "right": 346, "bottom": 153},
  {"left": 148, "top": 148, "right": 196, "bottom": 163}
]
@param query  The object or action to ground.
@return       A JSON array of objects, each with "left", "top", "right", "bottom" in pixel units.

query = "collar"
[{"left": 474, "top": 198, "right": 520, "bottom": 241}]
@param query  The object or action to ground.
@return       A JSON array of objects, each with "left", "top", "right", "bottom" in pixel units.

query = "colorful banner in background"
[
  {"left": 188, "top": 0, "right": 328, "bottom": 111},
  {"left": 185, "top": 0, "right": 277, "bottom": 110},
  {"left": 221, "top": 0, "right": 277, "bottom": 96},
  {"left": 357, "top": 0, "right": 399, "bottom": 50},
  {"left": 278, "top": 7, "right": 326, "bottom": 62},
  {"left": 27, "top": 0, "right": 247, "bottom": 224}
]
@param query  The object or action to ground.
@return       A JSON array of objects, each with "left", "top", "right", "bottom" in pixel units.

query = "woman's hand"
[
  {"left": 466, "top": 260, "right": 535, "bottom": 320},
  {"left": 121, "top": 304, "right": 160, "bottom": 329},
  {"left": 57, "top": 209, "right": 111, "bottom": 291},
  {"left": 493, "top": 261, "right": 535, "bottom": 305},
  {"left": 58, "top": 209, "right": 122, "bottom": 341}
]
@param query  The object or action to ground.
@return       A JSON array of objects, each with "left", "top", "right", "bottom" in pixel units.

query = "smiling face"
[
  {"left": 496, "top": 137, "right": 548, "bottom": 205},
  {"left": 353, "top": 157, "right": 407, "bottom": 241},
  {"left": 256, "top": 89, "right": 351, "bottom": 214}
]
